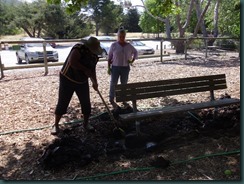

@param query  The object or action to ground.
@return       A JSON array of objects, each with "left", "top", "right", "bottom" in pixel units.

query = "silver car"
[
  {"left": 130, "top": 40, "right": 155, "bottom": 55},
  {"left": 16, "top": 37, "right": 59, "bottom": 64}
]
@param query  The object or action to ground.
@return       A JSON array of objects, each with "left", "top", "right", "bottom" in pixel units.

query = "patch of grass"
[{"left": 0, "top": 33, "right": 27, "bottom": 41}]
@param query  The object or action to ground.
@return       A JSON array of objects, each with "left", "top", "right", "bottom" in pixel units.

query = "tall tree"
[
  {"left": 47, "top": 0, "right": 89, "bottom": 12},
  {"left": 139, "top": 0, "right": 166, "bottom": 37},
  {"left": 85, "top": 0, "right": 123, "bottom": 35},
  {"left": 123, "top": 8, "right": 142, "bottom": 32},
  {"left": 211, "top": 0, "right": 240, "bottom": 37},
  {"left": 63, "top": 12, "right": 94, "bottom": 38},
  {"left": 0, "top": 1, "right": 6, "bottom": 36},
  {"left": 0, "top": 0, "right": 19, "bottom": 36},
  {"left": 14, "top": 0, "right": 46, "bottom": 37},
  {"left": 42, "top": 4, "right": 67, "bottom": 38},
  {"left": 10, "top": 0, "right": 93, "bottom": 38},
  {"left": 194, "top": 0, "right": 208, "bottom": 36}
]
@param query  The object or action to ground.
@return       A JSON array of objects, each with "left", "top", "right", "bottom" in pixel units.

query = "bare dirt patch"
[{"left": 0, "top": 53, "right": 240, "bottom": 180}]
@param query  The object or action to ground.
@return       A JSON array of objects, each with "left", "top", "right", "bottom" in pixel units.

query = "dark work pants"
[{"left": 55, "top": 74, "right": 91, "bottom": 116}]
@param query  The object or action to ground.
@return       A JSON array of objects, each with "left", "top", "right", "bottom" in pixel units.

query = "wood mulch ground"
[{"left": 0, "top": 52, "right": 240, "bottom": 180}]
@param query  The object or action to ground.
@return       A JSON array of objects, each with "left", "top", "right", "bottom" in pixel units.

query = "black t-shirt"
[{"left": 60, "top": 43, "right": 98, "bottom": 84}]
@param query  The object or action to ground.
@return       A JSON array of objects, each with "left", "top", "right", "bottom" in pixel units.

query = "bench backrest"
[{"left": 115, "top": 74, "right": 227, "bottom": 102}]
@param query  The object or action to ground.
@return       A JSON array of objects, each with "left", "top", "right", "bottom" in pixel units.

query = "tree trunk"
[
  {"left": 173, "top": 0, "right": 194, "bottom": 54},
  {"left": 95, "top": 23, "right": 99, "bottom": 36},
  {"left": 207, "top": 0, "right": 220, "bottom": 46},
  {"left": 165, "top": 17, "right": 172, "bottom": 39},
  {"left": 192, "top": 0, "right": 211, "bottom": 37},
  {"left": 195, "top": 0, "right": 207, "bottom": 36},
  {"left": 174, "top": 40, "right": 185, "bottom": 54},
  {"left": 213, "top": 0, "right": 220, "bottom": 37}
]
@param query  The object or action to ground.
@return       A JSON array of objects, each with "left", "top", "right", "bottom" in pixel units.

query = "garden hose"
[
  {"left": 75, "top": 149, "right": 240, "bottom": 180},
  {"left": 0, "top": 112, "right": 106, "bottom": 136}
]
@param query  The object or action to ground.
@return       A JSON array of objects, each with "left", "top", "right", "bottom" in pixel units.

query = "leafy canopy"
[{"left": 47, "top": 0, "right": 89, "bottom": 13}]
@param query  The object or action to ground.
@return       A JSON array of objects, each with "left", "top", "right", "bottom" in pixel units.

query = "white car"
[
  {"left": 82, "top": 36, "right": 114, "bottom": 58},
  {"left": 100, "top": 42, "right": 113, "bottom": 58},
  {"left": 129, "top": 40, "right": 155, "bottom": 55},
  {"left": 16, "top": 37, "right": 59, "bottom": 64}
]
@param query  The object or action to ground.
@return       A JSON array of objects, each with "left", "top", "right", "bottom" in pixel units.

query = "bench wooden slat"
[
  {"left": 116, "top": 74, "right": 227, "bottom": 102},
  {"left": 117, "top": 84, "right": 227, "bottom": 102},
  {"left": 119, "top": 98, "right": 240, "bottom": 122},
  {"left": 121, "top": 79, "right": 226, "bottom": 94},
  {"left": 117, "top": 74, "right": 226, "bottom": 89}
]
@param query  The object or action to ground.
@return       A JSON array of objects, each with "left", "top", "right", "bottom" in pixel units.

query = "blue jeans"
[{"left": 109, "top": 66, "right": 130, "bottom": 102}]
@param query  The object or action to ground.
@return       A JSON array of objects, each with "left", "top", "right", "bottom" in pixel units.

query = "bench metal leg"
[
  {"left": 135, "top": 121, "right": 141, "bottom": 135},
  {"left": 213, "top": 107, "right": 218, "bottom": 119}
]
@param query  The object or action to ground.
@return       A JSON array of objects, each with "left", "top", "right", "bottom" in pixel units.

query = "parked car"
[
  {"left": 82, "top": 36, "right": 114, "bottom": 58},
  {"left": 43, "top": 37, "right": 57, "bottom": 48},
  {"left": 82, "top": 35, "right": 115, "bottom": 41},
  {"left": 129, "top": 40, "right": 155, "bottom": 55},
  {"left": 100, "top": 42, "right": 112, "bottom": 58},
  {"left": 16, "top": 37, "right": 59, "bottom": 64}
]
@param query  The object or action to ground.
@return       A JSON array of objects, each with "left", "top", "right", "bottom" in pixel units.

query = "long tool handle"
[{"left": 97, "top": 89, "right": 118, "bottom": 126}]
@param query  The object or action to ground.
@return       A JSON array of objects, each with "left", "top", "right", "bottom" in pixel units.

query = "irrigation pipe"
[
  {"left": 0, "top": 112, "right": 106, "bottom": 136},
  {"left": 0, "top": 105, "right": 168, "bottom": 136},
  {"left": 75, "top": 149, "right": 240, "bottom": 180}
]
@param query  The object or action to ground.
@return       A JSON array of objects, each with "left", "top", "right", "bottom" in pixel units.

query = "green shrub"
[{"left": 216, "top": 39, "right": 237, "bottom": 50}]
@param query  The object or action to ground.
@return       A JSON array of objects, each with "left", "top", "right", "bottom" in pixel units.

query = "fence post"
[
  {"left": 184, "top": 39, "right": 188, "bottom": 60},
  {"left": 160, "top": 39, "right": 163, "bottom": 62},
  {"left": 43, "top": 41, "right": 48, "bottom": 76},
  {"left": 0, "top": 42, "right": 4, "bottom": 79},
  {"left": 204, "top": 38, "right": 208, "bottom": 58}
]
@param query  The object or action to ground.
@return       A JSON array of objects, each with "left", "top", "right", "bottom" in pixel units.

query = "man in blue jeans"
[
  {"left": 51, "top": 37, "right": 102, "bottom": 135},
  {"left": 107, "top": 27, "right": 138, "bottom": 109}
]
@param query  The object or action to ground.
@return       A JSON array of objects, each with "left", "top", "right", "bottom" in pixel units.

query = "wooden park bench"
[{"left": 115, "top": 74, "right": 240, "bottom": 133}]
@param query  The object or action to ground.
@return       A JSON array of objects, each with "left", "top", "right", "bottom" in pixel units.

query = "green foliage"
[
  {"left": 151, "top": 0, "right": 179, "bottom": 16},
  {"left": 139, "top": 0, "right": 165, "bottom": 34},
  {"left": 216, "top": 39, "right": 238, "bottom": 50},
  {"left": 0, "top": 0, "right": 19, "bottom": 36},
  {"left": 42, "top": 4, "right": 67, "bottom": 38},
  {"left": 13, "top": 0, "right": 47, "bottom": 37},
  {"left": 187, "top": 38, "right": 204, "bottom": 49},
  {"left": 0, "top": 0, "right": 86, "bottom": 38},
  {"left": 86, "top": 0, "right": 124, "bottom": 35},
  {"left": 204, "top": 0, "right": 240, "bottom": 37},
  {"left": 63, "top": 12, "right": 93, "bottom": 38},
  {"left": 123, "top": 9, "right": 142, "bottom": 32},
  {"left": 218, "top": 0, "right": 240, "bottom": 37},
  {"left": 47, "top": 0, "right": 89, "bottom": 13}
]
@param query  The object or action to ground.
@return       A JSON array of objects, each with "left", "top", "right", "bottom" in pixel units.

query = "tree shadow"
[{"left": 160, "top": 55, "right": 240, "bottom": 68}]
